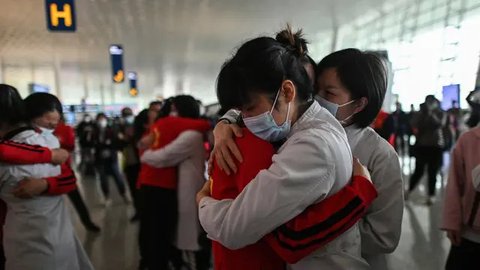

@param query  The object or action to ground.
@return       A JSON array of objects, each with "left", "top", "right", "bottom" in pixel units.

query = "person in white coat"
[
  {"left": 314, "top": 49, "right": 404, "bottom": 270},
  {"left": 141, "top": 95, "right": 210, "bottom": 270},
  {"left": 0, "top": 85, "right": 93, "bottom": 270},
  {"left": 196, "top": 32, "right": 370, "bottom": 269}
]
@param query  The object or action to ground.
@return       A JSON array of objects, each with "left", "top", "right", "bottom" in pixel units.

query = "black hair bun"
[{"left": 275, "top": 24, "right": 309, "bottom": 57}]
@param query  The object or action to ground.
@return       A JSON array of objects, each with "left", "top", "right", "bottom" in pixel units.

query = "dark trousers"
[
  {"left": 68, "top": 189, "right": 95, "bottom": 227},
  {"left": 124, "top": 164, "right": 141, "bottom": 214},
  {"left": 445, "top": 238, "right": 480, "bottom": 270},
  {"left": 409, "top": 146, "right": 443, "bottom": 196},
  {"left": 0, "top": 244, "right": 4, "bottom": 270},
  {"left": 95, "top": 160, "right": 126, "bottom": 198},
  {"left": 139, "top": 186, "right": 178, "bottom": 270}
]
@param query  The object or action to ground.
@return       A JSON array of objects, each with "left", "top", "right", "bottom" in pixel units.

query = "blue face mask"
[
  {"left": 315, "top": 95, "right": 356, "bottom": 125},
  {"left": 243, "top": 89, "right": 291, "bottom": 142}
]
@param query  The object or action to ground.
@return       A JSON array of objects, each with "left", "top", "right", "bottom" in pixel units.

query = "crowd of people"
[{"left": 0, "top": 24, "right": 479, "bottom": 270}]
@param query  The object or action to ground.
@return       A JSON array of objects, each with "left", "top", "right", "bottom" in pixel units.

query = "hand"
[
  {"left": 12, "top": 178, "right": 48, "bottom": 199},
  {"left": 196, "top": 180, "right": 212, "bottom": 205},
  {"left": 138, "top": 133, "right": 154, "bottom": 150},
  {"left": 446, "top": 230, "right": 462, "bottom": 246},
  {"left": 209, "top": 121, "right": 243, "bottom": 175},
  {"left": 353, "top": 157, "right": 371, "bottom": 182},
  {"left": 51, "top": 149, "right": 69, "bottom": 165}
]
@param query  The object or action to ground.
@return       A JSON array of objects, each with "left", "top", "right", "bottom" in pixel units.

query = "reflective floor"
[{"left": 68, "top": 154, "right": 451, "bottom": 270}]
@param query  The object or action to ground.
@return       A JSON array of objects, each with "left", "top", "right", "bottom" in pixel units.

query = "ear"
[
  {"left": 354, "top": 97, "right": 368, "bottom": 114},
  {"left": 281, "top": 80, "right": 296, "bottom": 103}
]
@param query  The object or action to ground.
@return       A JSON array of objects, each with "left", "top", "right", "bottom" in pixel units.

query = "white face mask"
[
  {"left": 125, "top": 115, "right": 134, "bottom": 124},
  {"left": 315, "top": 95, "right": 356, "bottom": 125},
  {"left": 243, "top": 89, "right": 291, "bottom": 142},
  {"left": 98, "top": 119, "right": 108, "bottom": 128},
  {"left": 38, "top": 126, "right": 55, "bottom": 135}
]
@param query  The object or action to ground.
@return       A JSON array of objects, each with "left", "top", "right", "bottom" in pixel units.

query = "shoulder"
[
  {"left": 178, "top": 130, "right": 203, "bottom": 141},
  {"left": 235, "top": 128, "right": 274, "bottom": 152},
  {"left": 14, "top": 131, "right": 49, "bottom": 148},
  {"left": 360, "top": 127, "right": 398, "bottom": 160}
]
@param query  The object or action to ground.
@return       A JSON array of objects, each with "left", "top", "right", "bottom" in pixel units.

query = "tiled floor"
[{"left": 69, "top": 154, "right": 452, "bottom": 270}]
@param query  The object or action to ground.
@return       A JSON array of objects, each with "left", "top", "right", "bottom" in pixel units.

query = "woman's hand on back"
[
  {"left": 353, "top": 157, "right": 371, "bottom": 181},
  {"left": 208, "top": 121, "right": 244, "bottom": 176}
]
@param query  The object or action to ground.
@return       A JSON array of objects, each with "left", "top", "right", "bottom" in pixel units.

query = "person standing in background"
[
  {"left": 93, "top": 113, "right": 128, "bottom": 205},
  {"left": 76, "top": 114, "right": 96, "bottom": 176},
  {"left": 441, "top": 89, "right": 480, "bottom": 270},
  {"left": 141, "top": 95, "right": 211, "bottom": 270},
  {"left": 387, "top": 102, "right": 408, "bottom": 154},
  {"left": 119, "top": 107, "right": 143, "bottom": 222},
  {"left": 55, "top": 118, "right": 101, "bottom": 232},
  {"left": 407, "top": 95, "right": 447, "bottom": 205}
]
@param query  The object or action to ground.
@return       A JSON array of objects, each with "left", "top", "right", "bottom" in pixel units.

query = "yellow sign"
[
  {"left": 113, "top": 70, "right": 124, "bottom": 83},
  {"left": 129, "top": 88, "right": 138, "bottom": 97},
  {"left": 50, "top": 4, "right": 72, "bottom": 27},
  {"left": 46, "top": 0, "right": 76, "bottom": 32}
]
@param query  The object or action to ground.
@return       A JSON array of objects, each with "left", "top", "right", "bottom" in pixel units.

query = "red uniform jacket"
[
  {"left": 211, "top": 129, "right": 378, "bottom": 267},
  {"left": 0, "top": 127, "right": 77, "bottom": 195},
  {"left": 137, "top": 116, "right": 210, "bottom": 189}
]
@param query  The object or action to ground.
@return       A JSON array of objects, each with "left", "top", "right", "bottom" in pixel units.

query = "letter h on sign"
[{"left": 45, "top": 0, "right": 76, "bottom": 32}]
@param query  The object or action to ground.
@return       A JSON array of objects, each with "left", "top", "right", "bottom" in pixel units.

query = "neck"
[{"left": 290, "top": 101, "right": 312, "bottom": 125}]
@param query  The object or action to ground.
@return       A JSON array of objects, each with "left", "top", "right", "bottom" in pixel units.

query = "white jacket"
[
  {"left": 345, "top": 125, "right": 404, "bottom": 270},
  {"left": 199, "top": 102, "right": 370, "bottom": 270},
  {"left": 142, "top": 130, "right": 206, "bottom": 251},
  {"left": 0, "top": 129, "right": 93, "bottom": 270}
]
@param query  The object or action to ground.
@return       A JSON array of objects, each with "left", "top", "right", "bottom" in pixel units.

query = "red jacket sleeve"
[
  {"left": 175, "top": 117, "right": 211, "bottom": 133},
  {"left": 45, "top": 163, "right": 77, "bottom": 195},
  {"left": 0, "top": 140, "right": 52, "bottom": 164},
  {"left": 211, "top": 129, "right": 275, "bottom": 200},
  {"left": 55, "top": 124, "right": 75, "bottom": 152},
  {"left": 264, "top": 176, "right": 378, "bottom": 264}
]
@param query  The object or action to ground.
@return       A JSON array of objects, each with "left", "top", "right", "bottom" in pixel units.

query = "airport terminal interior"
[{"left": 1, "top": 0, "right": 480, "bottom": 269}]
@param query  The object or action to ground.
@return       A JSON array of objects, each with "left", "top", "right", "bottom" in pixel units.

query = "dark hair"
[
  {"left": 149, "top": 100, "right": 162, "bottom": 109},
  {"left": 24, "top": 93, "right": 63, "bottom": 121},
  {"left": 317, "top": 48, "right": 388, "bottom": 128},
  {"left": 276, "top": 25, "right": 316, "bottom": 86},
  {"left": 0, "top": 84, "right": 27, "bottom": 128},
  {"left": 134, "top": 109, "right": 149, "bottom": 142},
  {"left": 172, "top": 95, "right": 200, "bottom": 119},
  {"left": 96, "top": 112, "right": 107, "bottom": 120},
  {"left": 216, "top": 28, "right": 313, "bottom": 111},
  {"left": 121, "top": 107, "right": 133, "bottom": 117},
  {"left": 466, "top": 90, "right": 480, "bottom": 128}
]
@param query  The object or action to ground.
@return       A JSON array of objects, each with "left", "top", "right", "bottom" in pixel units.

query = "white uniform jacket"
[
  {"left": 199, "top": 102, "right": 370, "bottom": 270},
  {"left": 0, "top": 128, "right": 93, "bottom": 270},
  {"left": 345, "top": 125, "right": 404, "bottom": 270},
  {"left": 142, "top": 130, "right": 206, "bottom": 251}
]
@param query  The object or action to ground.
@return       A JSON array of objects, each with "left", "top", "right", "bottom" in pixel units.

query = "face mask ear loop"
[
  {"left": 270, "top": 88, "right": 283, "bottom": 114},
  {"left": 338, "top": 99, "right": 357, "bottom": 108},
  {"left": 284, "top": 101, "right": 291, "bottom": 125}
]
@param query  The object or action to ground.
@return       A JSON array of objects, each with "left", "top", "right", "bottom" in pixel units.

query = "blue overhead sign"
[
  {"left": 110, "top": 45, "right": 125, "bottom": 83},
  {"left": 128, "top": 72, "right": 138, "bottom": 97},
  {"left": 45, "top": 0, "right": 76, "bottom": 32}
]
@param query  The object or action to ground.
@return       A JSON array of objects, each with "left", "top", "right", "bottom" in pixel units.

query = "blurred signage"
[
  {"left": 110, "top": 45, "right": 124, "bottom": 83},
  {"left": 128, "top": 72, "right": 138, "bottom": 97},
  {"left": 45, "top": 0, "right": 76, "bottom": 32},
  {"left": 28, "top": 83, "right": 50, "bottom": 93},
  {"left": 442, "top": 84, "right": 460, "bottom": 110}
]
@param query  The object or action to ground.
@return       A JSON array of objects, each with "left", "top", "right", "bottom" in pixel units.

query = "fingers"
[
  {"left": 227, "top": 140, "right": 243, "bottom": 163},
  {"left": 231, "top": 125, "right": 244, "bottom": 138},
  {"left": 215, "top": 150, "right": 231, "bottom": 176},
  {"left": 221, "top": 146, "right": 238, "bottom": 174},
  {"left": 12, "top": 187, "right": 32, "bottom": 199}
]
